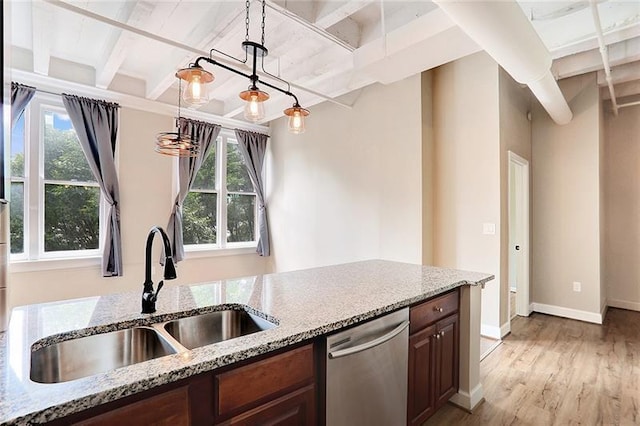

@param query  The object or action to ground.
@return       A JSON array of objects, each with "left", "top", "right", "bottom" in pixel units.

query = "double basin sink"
[{"left": 30, "top": 309, "right": 277, "bottom": 384}]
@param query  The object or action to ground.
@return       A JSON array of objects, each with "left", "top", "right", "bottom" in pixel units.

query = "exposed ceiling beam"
[
  {"left": 550, "top": 21, "right": 640, "bottom": 59},
  {"left": 597, "top": 61, "right": 640, "bottom": 87},
  {"left": 31, "top": 1, "right": 53, "bottom": 75},
  {"left": 96, "top": 1, "right": 156, "bottom": 89},
  {"left": 553, "top": 37, "right": 640, "bottom": 79},
  {"left": 314, "top": 1, "right": 369, "bottom": 29}
]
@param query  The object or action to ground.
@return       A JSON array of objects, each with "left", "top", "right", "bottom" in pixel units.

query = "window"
[
  {"left": 183, "top": 133, "right": 257, "bottom": 249},
  {"left": 10, "top": 95, "right": 102, "bottom": 261}
]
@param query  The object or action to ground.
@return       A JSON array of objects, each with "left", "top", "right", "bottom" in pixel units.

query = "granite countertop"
[{"left": 0, "top": 259, "right": 493, "bottom": 425}]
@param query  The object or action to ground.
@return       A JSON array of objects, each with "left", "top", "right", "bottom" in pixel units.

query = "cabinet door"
[
  {"left": 407, "top": 324, "right": 436, "bottom": 426},
  {"left": 434, "top": 313, "right": 459, "bottom": 409},
  {"left": 75, "top": 386, "right": 191, "bottom": 426},
  {"left": 221, "top": 384, "right": 316, "bottom": 426}
]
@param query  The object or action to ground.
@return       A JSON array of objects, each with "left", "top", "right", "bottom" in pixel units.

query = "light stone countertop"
[{"left": 0, "top": 259, "right": 493, "bottom": 425}]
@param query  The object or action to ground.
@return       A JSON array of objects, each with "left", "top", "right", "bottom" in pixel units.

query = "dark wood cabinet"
[
  {"left": 50, "top": 343, "right": 317, "bottom": 426},
  {"left": 407, "top": 289, "right": 460, "bottom": 425},
  {"left": 221, "top": 384, "right": 316, "bottom": 426}
]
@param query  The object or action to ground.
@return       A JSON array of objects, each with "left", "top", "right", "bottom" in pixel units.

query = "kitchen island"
[{"left": 0, "top": 260, "right": 493, "bottom": 425}]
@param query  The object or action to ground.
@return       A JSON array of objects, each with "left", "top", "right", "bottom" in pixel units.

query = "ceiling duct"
[{"left": 433, "top": 0, "right": 573, "bottom": 125}]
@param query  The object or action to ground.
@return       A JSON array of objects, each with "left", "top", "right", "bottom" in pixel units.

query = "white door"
[{"left": 508, "top": 151, "right": 530, "bottom": 318}]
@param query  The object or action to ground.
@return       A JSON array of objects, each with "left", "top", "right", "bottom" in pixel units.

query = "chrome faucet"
[{"left": 142, "top": 226, "right": 177, "bottom": 314}]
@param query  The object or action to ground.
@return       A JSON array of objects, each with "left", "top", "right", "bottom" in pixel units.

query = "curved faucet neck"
[{"left": 144, "top": 226, "right": 173, "bottom": 284}]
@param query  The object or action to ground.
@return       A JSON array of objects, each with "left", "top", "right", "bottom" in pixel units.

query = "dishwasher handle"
[{"left": 328, "top": 320, "right": 410, "bottom": 359}]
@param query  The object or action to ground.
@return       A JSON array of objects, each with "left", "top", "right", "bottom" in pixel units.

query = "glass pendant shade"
[
  {"left": 284, "top": 105, "right": 310, "bottom": 134},
  {"left": 176, "top": 66, "right": 214, "bottom": 106},
  {"left": 239, "top": 88, "right": 269, "bottom": 122}
]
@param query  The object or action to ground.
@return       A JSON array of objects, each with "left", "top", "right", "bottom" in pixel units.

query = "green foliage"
[
  {"left": 183, "top": 192, "right": 217, "bottom": 245},
  {"left": 44, "top": 184, "right": 99, "bottom": 251},
  {"left": 9, "top": 182, "right": 24, "bottom": 254},
  {"left": 11, "top": 153, "right": 24, "bottom": 178},
  {"left": 227, "top": 194, "right": 255, "bottom": 243},
  {"left": 191, "top": 147, "right": 216, "bottom": 190},
  {"left": 226, "top": 143, "right": 253, "bottom": 192},
  {"left": 9, "top": 115, "right": 100, "bottom": 254},
  {"left": 44, "top": 121, "right": 95, "bottom": 182}
]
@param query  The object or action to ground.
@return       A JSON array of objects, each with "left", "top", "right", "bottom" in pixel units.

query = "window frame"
[
  {"left": 183, "top": 131, "right": 259, "bottom": 253},
  {"left": 10, "top": 93, "right": 104, "bottom": 263}
]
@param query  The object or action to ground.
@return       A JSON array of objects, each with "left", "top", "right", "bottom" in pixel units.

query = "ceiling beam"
[
  {"left": 597, "top": 60, "right": 640, "bottom": 87},
  {"left": 31, "top": 1, "right": 53, "bottom": 75},
  {"left": 145, "top": 2, "right": 247, "bottom": 100},
  {"left": 550, "top": 21, "right": 640, "bottom": 60},
  {"left": 314, "top": 1, "right": 369, "bottom": 29},
  {"left": 95, "top": 1, "right": 156, "bottom": 89},
  {"left": 553, "top": 37, "right": 640, "bottom": 79}
]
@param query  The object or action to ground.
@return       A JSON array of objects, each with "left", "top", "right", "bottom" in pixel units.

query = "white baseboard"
[
  {"left": 531, "top": 302, "right": 603, "bottom": 324},
  {"left": 500, "top": 321, "right": 511, "bottom": 337},
  {"left": 607, "top": 298, "right": 640, "bottom": 312},
  {"left": 510, "top": 286, "right": 517, "bottom": 292},
  {"left": 450, "top": 383, "right": 484, "bottom": 412},
  {"left": 480, "top": 324, "right": 501, "bottom": 339}
]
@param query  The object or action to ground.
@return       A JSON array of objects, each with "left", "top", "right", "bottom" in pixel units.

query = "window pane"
[
  {"left": 191, "top": 145, "right": 216, "bottom": 190},
  {"left": 43, "top": 110, "right": 95, "bottom": 182},
  {"left": 227, "top": 194, "right": 255, "bottom": 243},
  {"left": 11, "top": 113, "right": 25, "bottom": 178},
  {"left": 183, "top": 191, "right": 217, "bottom": 245},
  {"left": 44, "top": 184, "right": 99, "bottom": 252},
  {"left": 226, "top": 142, "right": 253, "bottom": 192},
  {"left": 10, "top": 182, "right": 24, "bottom": 254}
]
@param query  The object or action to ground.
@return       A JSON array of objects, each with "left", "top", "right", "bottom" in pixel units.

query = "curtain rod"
[{"left": 29, "top": 86, "right": 270, "bottom": 137}]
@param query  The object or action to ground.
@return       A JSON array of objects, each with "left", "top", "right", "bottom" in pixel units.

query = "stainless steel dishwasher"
[{"left": 326, "top": 308, "right": 409, "bottom": 426}]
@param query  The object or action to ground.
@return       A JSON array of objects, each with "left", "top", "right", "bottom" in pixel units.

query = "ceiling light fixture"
[
  {"left": 156, "top": 78, "right": 198, "bottom": 157},
  {"left": 176, "top": 0, "right": 309, "bottom": 133}
]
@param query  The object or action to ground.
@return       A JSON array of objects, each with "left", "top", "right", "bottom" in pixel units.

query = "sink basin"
[
  {"left": 164, "top": 310, "right": 277, "bottom": 350},
  {"left": 30, "top": 327, "right": 177, "bottom": 384}
]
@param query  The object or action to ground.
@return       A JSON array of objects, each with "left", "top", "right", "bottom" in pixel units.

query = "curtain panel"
[
  {"left": 234, "top": 129, "right": 270, "bottom": 256},
  {"left": 62, "top": 94, "right": 123, "bottom": 277},
  {"left": 11, "top": 82, "right": 36, "bottom": 128},
  {"left": 167, "top": 118, "right": 221, "bottom": 263}
]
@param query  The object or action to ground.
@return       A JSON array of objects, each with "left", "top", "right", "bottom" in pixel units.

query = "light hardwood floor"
[{"left": 425, "top": 308, "right": 640, "bottom": 425}]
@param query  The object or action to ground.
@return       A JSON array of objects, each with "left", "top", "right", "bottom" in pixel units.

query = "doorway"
[{"left": 508, "top": 151, "right": 530, "bottom": 321}]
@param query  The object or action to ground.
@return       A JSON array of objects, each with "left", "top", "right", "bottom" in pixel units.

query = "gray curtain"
[
  {"left": 234, "top": 129, "right": 270, "bottom": 256},
  {"left": 62, "top": 94, "right": 123, "bottom": 277},
  {"left": 11, "top": 82, "right": 36, "bottom": 128},
  {"left": 167, "top": 118, "right": 221, "bottom": 263}
]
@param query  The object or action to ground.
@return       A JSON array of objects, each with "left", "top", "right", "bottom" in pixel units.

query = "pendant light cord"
[{"left": 261, "top": 0, "right": 266, "bottom": 46}]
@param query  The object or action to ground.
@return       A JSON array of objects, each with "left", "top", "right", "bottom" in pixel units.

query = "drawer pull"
[{"left": 434, "top": 307, "right": 444, "bottom": 313}]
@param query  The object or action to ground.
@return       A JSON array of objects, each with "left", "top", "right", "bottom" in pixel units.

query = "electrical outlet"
[
  {"left": 482, "top": 223, "right": 496, "bottom": 235},
  {"left": 573, "top": 281, "right": 581, "bottom": 292}
]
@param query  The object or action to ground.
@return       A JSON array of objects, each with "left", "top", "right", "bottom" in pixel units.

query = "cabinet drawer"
[
  {"left": 215, "top": 344, "right": 315, "bottom": 418},
  {"left": 410, "top": 289, "right": 459, "bottom": 334}
]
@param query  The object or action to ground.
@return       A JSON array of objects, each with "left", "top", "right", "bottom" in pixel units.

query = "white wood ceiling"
[{"left": 9, "top": 0, "right": 640, "bottom": 124}]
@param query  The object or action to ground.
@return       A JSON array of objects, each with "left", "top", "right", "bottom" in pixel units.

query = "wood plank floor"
[{"left": 425, "top": 308, "right": 640, "bottom": 425}]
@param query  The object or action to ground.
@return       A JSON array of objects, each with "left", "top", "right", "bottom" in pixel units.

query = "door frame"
[{"left": 508, "top": 151, "right": 530, "bottom": 319}]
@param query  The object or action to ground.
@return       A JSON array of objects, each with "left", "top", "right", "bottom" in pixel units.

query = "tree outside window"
[{"left": 183, "top": 135, "right": 257, "bottom": 249}]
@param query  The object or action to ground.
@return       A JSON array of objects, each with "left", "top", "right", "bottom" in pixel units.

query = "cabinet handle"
[{"left": 434, "top": 307, "right": 444, "bottom": 313}]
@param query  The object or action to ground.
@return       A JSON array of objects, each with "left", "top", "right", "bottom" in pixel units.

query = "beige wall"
[
  {"left": 8, "top": 108, "right": 267, "bottom": 309},
  {"left": 266, "top": 75, "right": 423, "bottom": 273},
  {"left": 498, "top": 69, "right": 531, "bottom": 328},
  {"left": 531, "top": 73, "right": 603, "bottom": 317},
  {"left": 604, "top": 103, "right": 640, "bottom": 311},
  {"left": 432, "top": 52, "right": 502, "bottom": 331},
  {"left": 421, "top": 71, "right": 435, "bottom": 266}
]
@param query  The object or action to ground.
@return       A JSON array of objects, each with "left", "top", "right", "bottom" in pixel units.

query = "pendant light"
[
  {"left": 176, "top": 0, "right": 309, "bottom": 132},
  {"left": 155, "top": 78, "right": 198, "bottom": 157}
]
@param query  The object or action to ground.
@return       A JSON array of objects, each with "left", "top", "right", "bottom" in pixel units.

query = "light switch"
[{"left": 482, "top": 223, "right": 496, "bottom": 235}]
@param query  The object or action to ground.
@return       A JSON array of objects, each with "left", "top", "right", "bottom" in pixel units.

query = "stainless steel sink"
[
  {"left": 30, "top": 327, "right": 178, "bottom": 384},
  {"left": 163, "top": 310, "right": 277, "bottom": 350}
]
